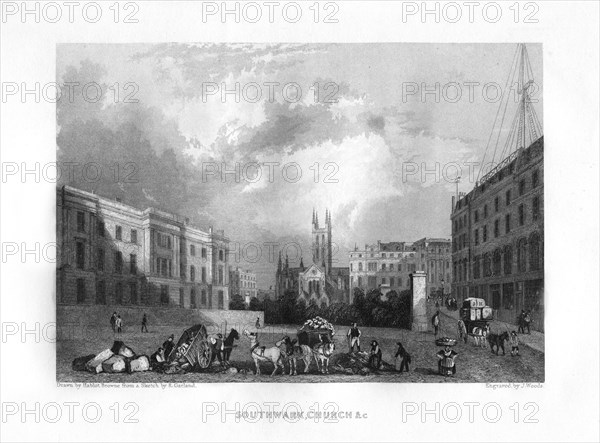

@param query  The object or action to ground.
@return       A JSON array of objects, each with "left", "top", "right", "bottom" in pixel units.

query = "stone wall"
[{"left": 56, "top": 305, "right": 263, "bottom": 336}]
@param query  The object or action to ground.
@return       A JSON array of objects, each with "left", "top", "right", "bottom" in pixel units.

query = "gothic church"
[{"left": 275, "top": 210, "right": 350, "bottom": 307}]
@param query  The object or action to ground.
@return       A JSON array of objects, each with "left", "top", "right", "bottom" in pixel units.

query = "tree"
[
  {"left": 229, "top": 294, "right": 246, "bottom": 310},
  {"left": 248, "top": 297, "right": 263, "bottom": 311},
  {"left": 278, "top": 289, "right": 298, "bottom": 323}
]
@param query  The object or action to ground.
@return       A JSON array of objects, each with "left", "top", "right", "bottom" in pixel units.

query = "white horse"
[
  {"left": 243, "top": 329, "right": 284, "bottom": 376},
  {"left": 312, "top": 342, "right": 336, "bottom": 374},
  {"left": 279, "top": 336, "right": 312, "bottom": 375},
  {"left": 470, "top": 325, "right": 490, "bottom": 348}
]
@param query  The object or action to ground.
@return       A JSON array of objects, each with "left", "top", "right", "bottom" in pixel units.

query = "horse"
[
  {"left": 243, "top": 329, "right": 284, "bottom": 376},
  {"left": 487, "top": 331, "right": 510, "bottom": 355},
  {"left": 280, "top": 336, "right": 312, "bottom": 375},
  {"left": 221, "top": 328, "right": 239, "bottom": 365},
  {"left": 312, "top": 341, "right": 335, "bottom": 374},
  {"left": 469, "top": 325, "right": 490, "bottom": 348}
]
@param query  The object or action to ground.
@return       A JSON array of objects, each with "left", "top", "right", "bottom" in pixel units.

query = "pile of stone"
[
  {"left": 330, "top": 351, "right": 394, "bottom": 376},
  {"left": 72, "top": 341, "right": 150, "bottom": 374}
]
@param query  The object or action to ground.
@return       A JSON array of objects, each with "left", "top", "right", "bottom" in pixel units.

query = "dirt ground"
[{"left": 57, "top": 318, "right": 544, "bottom": 383}]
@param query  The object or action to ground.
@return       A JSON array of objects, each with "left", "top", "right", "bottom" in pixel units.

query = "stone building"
[
  {"left": 451, "top": 137, "right": 544, "bottom": 331},
  {"left": 275, "top": 210, "right": 349, "bottom": 307},
  {"left": 229, "top": 267, "right": 257, "bottom": 304},
  {"left": 349, "top": 238, "right": 451, "bottom": 302},
  {"left": 56, "top": 185, "right": 231, "bottom": 309}
]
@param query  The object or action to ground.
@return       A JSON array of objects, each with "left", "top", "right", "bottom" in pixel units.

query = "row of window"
[
  {"left": 77, "top": 213, "right": 227, "bottom": 264},
  {"left": 454, "top": 197, "right": 541, "bottom": 251},
  {"left": 76, "top": 278, "right": 225, "bottom": 309},
  {"left": 350, "top": 252, "right": 417, "bottom": 259},
  {"left": 453, "top": 169, "right": 540, "bottom": 233},
  {"left": 351, "top": 262, "right": 419, "bottom": 273},
  {"left": 454, "top": 233, "right": 542, "bottom": 282},
  {"left": 76, "top": 278, "right": 137, "bottom": 304},
  {"left": 179, "top": 286, "right": 224, "bottom": 309},
  {"left": 353, "top": 276, "right": 409, "bottom": 289}
]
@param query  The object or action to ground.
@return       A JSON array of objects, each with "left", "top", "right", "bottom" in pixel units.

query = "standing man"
[
  {"left": 518, "top": 310, "right": 526, "bottom": 334},
  {"left": 116, "top": 315, "right": 123, "bottom": 334},
  {"left": 524, "top": 310, "right": 532, "bottom": 334},
  {"left": 457, "top": 319, "right": 467, "bottom": 344},
  {"left": 162, "top": 334, "right": 175, "bottom": 360},
  {"left": 255, "top": 316, "right": 261, "bottom": 330},
  {"left": 141, "top": 313, "right": 148, "bottom": 333},
  {"left": 110, "top": 312, "right": 117, "bottom": 333},
  {"left": 432, "top": 310, "right": 441, "bottom": 338},
  {"left": 347, "top": 322, "right": 361, "bottom": 353}
]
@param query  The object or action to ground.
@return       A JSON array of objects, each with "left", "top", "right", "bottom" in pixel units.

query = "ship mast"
[{"left": 477, "top": 43, "right": 543, "bottom": 185}]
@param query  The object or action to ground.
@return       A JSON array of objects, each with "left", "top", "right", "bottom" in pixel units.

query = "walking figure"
[
  {"left": 432, "top": 310, "right": 441, "bottom": 338},
  {"left": 115, "top": 315, "right": 123, "bottom": 334},
  {"left": 255, "top": 316, "right": 261, "bottom": 329},
  {"left": 110, "top": 311, "right": 117, "bottom": 333},
  {"left": 518, "top": 310, "right": 526, "bottom": 334},
  {"left": 457, "top": 319, "right": 467, "bottom": 344},
  {"left": 395, "top": 342, "right": 411, "bottom": 373},
  {"left": 141, "top": 313, "right": 148, "bottom": 333},
  {"left": 523, "top": 310, "right": 532, "bottom": 334}
]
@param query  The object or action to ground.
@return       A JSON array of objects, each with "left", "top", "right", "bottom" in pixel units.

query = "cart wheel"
[{"left": 196, "top": 341, "right": 212, "bottom": 369}]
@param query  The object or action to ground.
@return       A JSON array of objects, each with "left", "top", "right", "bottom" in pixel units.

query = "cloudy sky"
[{"left": 56, "top": 43, "right": 542, "bottom": 288}]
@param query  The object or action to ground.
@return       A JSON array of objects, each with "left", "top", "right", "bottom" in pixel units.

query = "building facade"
[
  {"left": 349, "top": 238, "right": 451, "bottom": 302},
  {"left": 56, "top": 185, "right": 231, "bottom": 309},
  {"left": 451, "top": 137, "right": 544, "bottom": 331},
  {"left": 229, "top": 267, "right": 257, "bottom": 304},
  {"left": 275, "top": 210, "right": 349, "bottom": 307}
]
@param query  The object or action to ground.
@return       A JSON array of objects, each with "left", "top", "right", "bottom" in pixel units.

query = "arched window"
[
  {"left": 517, "top": 238, "right": 527, "bottom": 272},
  {"left": 358, "top": 276, "right": 363, "bottom": 287},
  {"left": 529, "top": 232, "right": 541, "bottom": 271},
  {"left": 190, "top": 265, "right": 195, "bottom": 282},
  {"left": 483, "top": 253, "right": 492, "bottom": 277},
  {"left": 358, "top": 262, "right": 363, "bottom": 272},
  {"left": 493, "top": 249, "right": 502, "bottom": 275},
  {"left": 503, "top": 245, "right": 513, "bottom": 275}
]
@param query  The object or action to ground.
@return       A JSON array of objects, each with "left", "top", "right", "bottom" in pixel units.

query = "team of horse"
[
  {"left": 464, "top": 322, "right": 511, "bottom": 355},
  {"left": 241, "top": 329, "right": 336, "bottom": 376}
]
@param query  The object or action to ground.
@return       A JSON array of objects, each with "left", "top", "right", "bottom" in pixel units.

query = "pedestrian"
[
  {"left": 432, "top": 310, "right": 441, "bottom": 337},
  {"left": 347, "top": 322, "right": 361, "bottom": 353},
  {"left": 255, "top": 316, "right": 261, "bottom": 329},
  {"left": 110, "top": 311, "right": 117, "bottom": 333},
  {"left": 457, "top": 319, "right": 467, "bottom": 344},
  {"left": 115, "top": 315, "right": 122, "bottom": 334},
  {"left": 141, "top": 313, "right": 148, "bottom": 333},
  {"left": 524, "top": 310, "right": 532, "bottom": 334},
  {"left": 162, "top": 334, "right": 175, "bottom": 359},
  {"left": 518, "top": 310, "right": 526, "bottom": 334},
  {"left": 395, "top": 342, "right": 411, "bottom": 373},
  {"left": 368, "top": 340, "right": 382, "bottom": 369},
  {"left": 509, "top": 331, "right": 520, "bottom": 356}
]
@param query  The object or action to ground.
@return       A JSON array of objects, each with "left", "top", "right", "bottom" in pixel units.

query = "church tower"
[{"left": 312, "top": 209, "right": 332, "bottom": 276}]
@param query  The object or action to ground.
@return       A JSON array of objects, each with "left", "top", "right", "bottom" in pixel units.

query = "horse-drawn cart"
[
  {"left": 167, "top": 324, "right": 213, "bottom": 371},
  {"left": 460, "top": 297, "right": 493, "bottom": 334}
]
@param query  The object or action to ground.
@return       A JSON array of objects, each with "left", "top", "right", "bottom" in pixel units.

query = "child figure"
[{"left": 509, "top": 331, "right": 520, "bottom": 356}]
